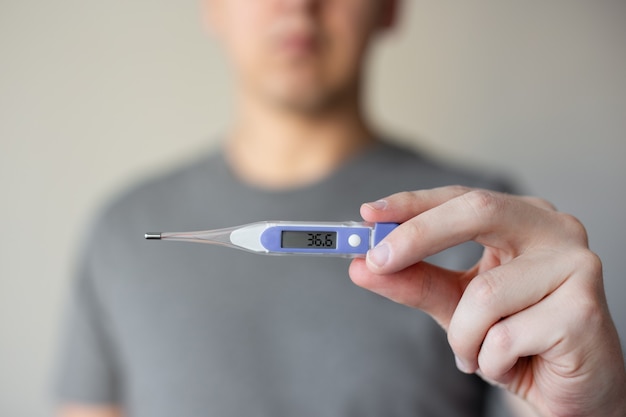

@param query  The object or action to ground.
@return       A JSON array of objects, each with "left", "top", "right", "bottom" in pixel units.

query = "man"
[{"left": 56, "top": 1, "right": 626, "bottom": 416}]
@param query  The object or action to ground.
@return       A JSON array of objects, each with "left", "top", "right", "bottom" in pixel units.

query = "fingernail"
[
  {"left": 455, "top": 355, "right": 472, "bottom": 374},
  {"left": 367, "top": 243, "right": 390, "bottom": 268},
  {"left": 364, "top": 199, "right": 387, "bottom": 211}
]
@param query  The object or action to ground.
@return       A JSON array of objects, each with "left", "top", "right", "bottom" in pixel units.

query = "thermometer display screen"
[{"left": 281, "top": 231, "right": 337, "bottom": 249}]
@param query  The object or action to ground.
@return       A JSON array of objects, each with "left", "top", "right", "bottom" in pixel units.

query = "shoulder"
[
  {"left": 81, "top": 150, "right": 225, "bottom": 253},
  {"left": 114, "top": 150, "right": 220, "bottom": 209},
  {"left": 368, "top": 140, "right": 516, "bottom": 194},
  {"left": 104, "top": 151, "right": 220, "bottom": 216}
]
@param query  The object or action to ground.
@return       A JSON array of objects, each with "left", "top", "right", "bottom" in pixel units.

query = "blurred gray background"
[{"left": 1, "top": 1, "right": 625, "bottom": 415}]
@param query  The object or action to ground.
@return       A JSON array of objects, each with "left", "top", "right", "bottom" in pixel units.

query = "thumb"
[{"left": 349, "top": 258, "right": 468, "bottom": 330}]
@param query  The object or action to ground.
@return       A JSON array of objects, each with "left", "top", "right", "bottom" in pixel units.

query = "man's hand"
[{"left": 349, "top": 186, "right": 626, "bottom": 417}]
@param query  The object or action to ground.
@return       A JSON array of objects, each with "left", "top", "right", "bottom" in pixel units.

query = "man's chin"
[
  {"left": 278, "top": 96, "right": 333, "bottom": 114},
  {"left": 266, "top": 86, "right": 344, "bottom": 115}
]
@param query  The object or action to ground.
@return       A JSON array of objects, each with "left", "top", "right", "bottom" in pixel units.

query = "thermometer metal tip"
[{"left": 145, "top": 233, "right": 162, "bottom": 240}]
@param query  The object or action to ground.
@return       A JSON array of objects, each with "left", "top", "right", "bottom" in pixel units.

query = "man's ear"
[{"left": 378, "top": 0, "right": 399, "bottom": 31}]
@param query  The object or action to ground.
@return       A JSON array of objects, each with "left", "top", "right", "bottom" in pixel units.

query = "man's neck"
[{"left": 225, "top": 94, "right": 376, "bottom": 190}]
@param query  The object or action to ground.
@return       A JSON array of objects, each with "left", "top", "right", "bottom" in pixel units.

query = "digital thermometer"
[{"left": 145, "top": 221, "right": 398, "bottom": 258}]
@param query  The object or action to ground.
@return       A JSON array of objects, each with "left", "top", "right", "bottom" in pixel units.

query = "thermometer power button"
[{"left": 348, "top": 234, "right": 362, "bottom": 248}]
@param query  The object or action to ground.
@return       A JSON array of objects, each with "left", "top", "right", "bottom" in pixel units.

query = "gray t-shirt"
[{"left": 55, "top": 141, "right": 511, "bottom": 417}]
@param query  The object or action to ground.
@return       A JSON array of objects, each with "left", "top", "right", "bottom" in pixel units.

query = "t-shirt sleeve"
[{"left": 53, "top": 247, "right": 122, "bottom": 405}]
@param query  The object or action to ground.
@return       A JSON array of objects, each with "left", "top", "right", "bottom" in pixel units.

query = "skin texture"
[{"left": 349, "top": 187, "right": 626, "bottom": 417}]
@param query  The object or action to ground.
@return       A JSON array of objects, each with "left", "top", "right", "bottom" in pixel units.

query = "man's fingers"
[
  {"left": 360, "top": 186, "right": 472, "bottom": 223},
  {"left": 476, "top": 268, "right": 607, "bottom": 387},
  {"left": 349, "top": 258, "right": 467, "bottom": 329},
  {"left": 475, "top": 292, "right": 565, "bottom": 385},
  {"left": 362, "top": 187, "right": 557, "bottom": 225},
  {"left": 447, "top": 251, "right": 570, "bottom": 374},
  {"left": 364, "top": 189, "right": 559, "bottom": 275}
]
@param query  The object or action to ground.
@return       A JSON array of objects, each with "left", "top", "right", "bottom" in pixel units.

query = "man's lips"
[{"left": 278, "top": 33, "right": 320, "bottom": 56}]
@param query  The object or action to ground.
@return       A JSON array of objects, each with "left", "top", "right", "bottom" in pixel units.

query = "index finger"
[
  {"left": 361, "top": 186, "right": 472, "bottom": 223},
  {"left": 364, "top": 189, "right": 553, "bottom": 274}
]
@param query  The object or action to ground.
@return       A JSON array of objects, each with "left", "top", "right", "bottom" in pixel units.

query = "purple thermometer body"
[{"left": 259, "top": 222, "right": 398, "bottom": 257}]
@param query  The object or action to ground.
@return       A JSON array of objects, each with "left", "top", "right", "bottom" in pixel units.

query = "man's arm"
[{"left": 57, "top": 405, "right": 123, "bottom": 417}]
